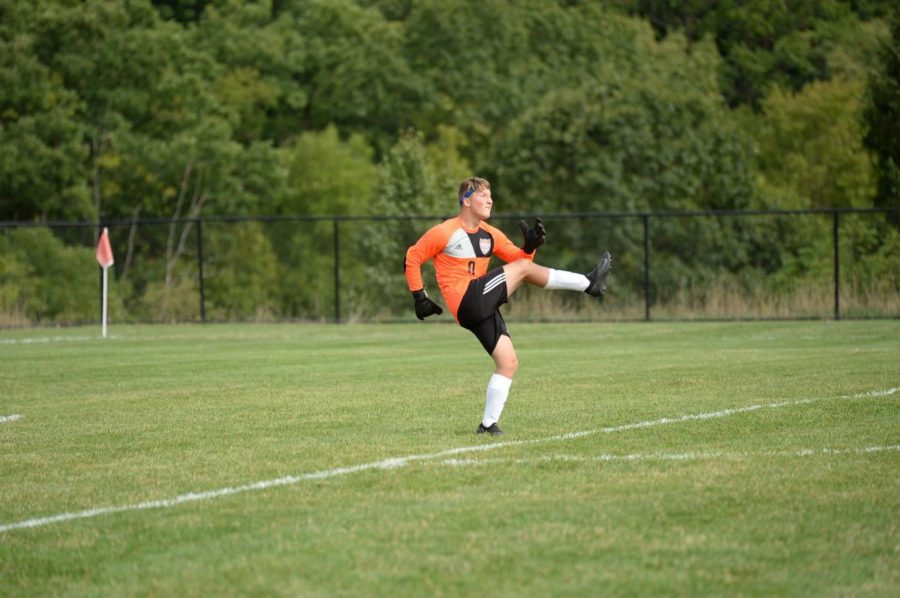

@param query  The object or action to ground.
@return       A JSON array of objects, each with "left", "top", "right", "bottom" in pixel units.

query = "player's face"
[{"left": 469, "top": 188, "right": 493, "bottom": 220}]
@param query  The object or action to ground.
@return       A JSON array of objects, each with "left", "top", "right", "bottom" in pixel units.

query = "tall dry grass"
[
  {"left": 503, "top": 279, "right": 898, "bottom": 321},
  {"left": 2, "top": 279, "right": 896, "bottom": 327}
]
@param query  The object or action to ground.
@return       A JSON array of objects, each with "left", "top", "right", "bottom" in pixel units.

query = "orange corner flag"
[{"left": 96, "top": 227, "right": 114, "bottom": 269}]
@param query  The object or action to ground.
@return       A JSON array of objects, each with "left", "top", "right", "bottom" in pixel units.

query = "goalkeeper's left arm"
[{"left": 518, "top": 217, "right": 546, "bottom": 254}]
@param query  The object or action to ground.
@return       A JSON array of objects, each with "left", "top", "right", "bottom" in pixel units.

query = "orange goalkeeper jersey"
[{"left": 405, "top": 217, "right": 534, "bottom": 319}]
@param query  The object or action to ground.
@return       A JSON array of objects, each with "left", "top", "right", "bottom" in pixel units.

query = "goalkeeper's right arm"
[
  {"left": 411, "top": 289, "right": 443, "bottom": 320},
  {"left": 405, "top": 232, "right": 444, "bottom": 320}
]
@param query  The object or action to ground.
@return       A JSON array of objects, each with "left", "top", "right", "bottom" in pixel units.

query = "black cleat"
[
  {"left": 476, "top": 422, "right": 504, "bottom": 436},
  {"left": 585, "top": 251, "right": 612, "bottom": 297}
]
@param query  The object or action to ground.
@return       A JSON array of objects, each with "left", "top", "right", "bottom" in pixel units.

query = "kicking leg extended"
[{"left": 503, "top": 252, "right": 612, "bottom": 297}]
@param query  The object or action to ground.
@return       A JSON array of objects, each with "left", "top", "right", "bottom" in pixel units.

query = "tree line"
[{"left": 0, "top": 0, "right": 897, "bottom": 323}]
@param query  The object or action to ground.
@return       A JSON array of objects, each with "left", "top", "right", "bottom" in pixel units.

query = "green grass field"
[{"left": 1, "top": 321, "right": 898, "bottom": 596}]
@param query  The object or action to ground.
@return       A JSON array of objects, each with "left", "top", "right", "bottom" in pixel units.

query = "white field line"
[
  {"left": 439, "top": 445, "right": 900, "bottom": 467},
  {"left": 1, "top": 387, "right": 897, "bottom": 534},
  {"left": 0, "top": 414, "right": 22, "bottom": 424},
  {"left": 0, "top": 336, "right": 97, "bottom": 345}
]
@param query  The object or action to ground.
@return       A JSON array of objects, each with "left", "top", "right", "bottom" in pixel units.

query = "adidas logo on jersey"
[{"left": 444, "top": 228, "right": 480, "bottom": 258}]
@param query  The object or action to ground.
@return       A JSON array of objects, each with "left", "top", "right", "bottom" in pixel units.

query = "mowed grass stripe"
[
  {"left": 439, "top": 444, "right": 900, "bottom": 467},
  {"left": 1, "top": 386, "right": 895, "bottom": 534},
  {"left": 1, "top": 386, "right": 897, "bottom": 534}
]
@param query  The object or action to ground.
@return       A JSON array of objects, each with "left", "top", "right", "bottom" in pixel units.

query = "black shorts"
[{"left": 457, "top": 267, "right": 510, "bottom": 355}]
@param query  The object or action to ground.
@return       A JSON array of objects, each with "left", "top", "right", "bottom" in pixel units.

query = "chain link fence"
[{"left": 1, "top": 208, "right": 898, "bottom": 327}]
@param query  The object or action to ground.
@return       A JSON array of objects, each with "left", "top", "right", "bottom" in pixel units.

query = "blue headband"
[{"left": 459, "top": 187, "right": 476, "bottom": 205}]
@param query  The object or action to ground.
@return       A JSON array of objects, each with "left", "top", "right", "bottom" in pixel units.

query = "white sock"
[
  {"left": 482, "top": 373, "right": 513, "bottom": 427},
  {"left": 544, "top": 268, "right": 589, "bottom": 292}
]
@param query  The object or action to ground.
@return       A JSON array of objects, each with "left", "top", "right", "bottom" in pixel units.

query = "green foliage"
[
  {"left": 622, "top": 0, "right": 887, "bottom": 108},
  {"left": 267, "top": 126, "right": 378, "bottom": 319},
  {"left": 0, "top": 0, "right": 895, "bottom": 323},
  {"left": 840, "top": 213, "right": 900, "bottom": 311},
  {"left": 204, "top": 221, "right": 281, "bottom": 320},
  {"left": 279, "top": 220, "right": 339, "bottom": 320},
  {"left": 0, "top": 228, "right": 125, "bottom": 324},
  {"left": 136, "top": 276, "right": 199, "bottom": 323},
  {"left": 284, "top": 0, "right": 423, "bottom": 152},
  {"left": 863, "top": 8, "right": 900, "bottom": 207},
  {"left": 492, "top": 30, "right": 754, "bottom": 214},
  {"left": 188, "top": 1, "right": 308, "bottom": 146},
  {"left": 374, "top": 128, "right": 469, "bottom": 218},
  {"left": 281, "top": 125, "right": 377, "bottom": 215},
  {"left": 0, "top": 1, "right": 90, "bottom": 220},
  {"left": 401, "top": 0, "right": 532, "bottom": 144},
  {"left": 751, "top": 78, "right": 876, "bottom": 209},
  {"left": 151, "top": 0, "right": 217, "bottom": 24}
]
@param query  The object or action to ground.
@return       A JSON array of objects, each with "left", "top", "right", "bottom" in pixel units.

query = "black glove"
[
  {"left": 518, "top": 217, "right": 546, "bottom": 254},
  {"left": 412, "top": 289, "right": 443, "bottom": 320}
]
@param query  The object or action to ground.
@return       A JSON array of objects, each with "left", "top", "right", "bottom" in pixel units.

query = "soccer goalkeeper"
[{"left": 404, "top": 177, "right": 612, "bottom": 436}]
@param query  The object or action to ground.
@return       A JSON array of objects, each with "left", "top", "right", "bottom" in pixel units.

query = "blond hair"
[{"left": 457, "top": 177, "right": 490, "bottom": 205}]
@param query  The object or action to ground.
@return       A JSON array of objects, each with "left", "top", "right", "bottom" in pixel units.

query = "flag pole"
[
  {"left": 101, "top": 265, "right": 109, "bottom": 339},
  {"left": 96, "top": 227, "right": 114, "bottom": 339}
]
